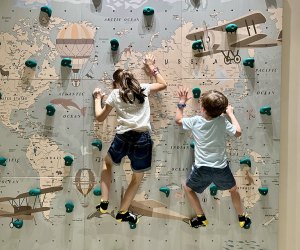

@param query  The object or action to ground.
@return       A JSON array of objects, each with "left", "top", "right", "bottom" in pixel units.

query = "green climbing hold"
[
  {"left": 110, "top": 38, "right": 119, "bottom": 51},
  {"left": 192, "top": 87, "right": 201, "bottom": 98},
  {"left": 243, "top": 58, "right": 255, "bottom": 68},
  {"left": 143, "top": 6, "right": 155, "bottom": 16},
  {"left": 0, "top": 157, "right": 7, "bottom": 166},
  {"left": 46, "top": 104, "right": 56, "bottom": 116},
  {"left": 129, "top": 221, "right": 137, "bottom": 229},
  {"left": 13, "top": 219, "right": 23, "bottom": 229},
  {"left": 29, "top": 188, "right": 41, "bottom": 196},
  {"left": 225, "top": 23, "right": 238, "bottom": 33},
  {"left": 190, "top": 140, "right": 195, "bottom": 149},
  {"left": 93, "top": 187, "right": 102, "bottom": 196},
  {"left": 258, "top": 187, "right": 268, "bottom": 196},
  {"left": 240, "top": 157, "right": 251, "bottom": 167},
  {"left": 61, "top": 58, "right": 72, "bottom": 68},
  {"left": 260, "top": 106, "right": 271, "bottom": 116},
  {"left": 91, "top": 139, "right": 102, "bottom": 151},
  {"left": 40, "top": 6, "right": 52, "bottom": 18},
  {"left": 210, "top": 185, "right": 218, "bottom": 196},
  {"left": 64, "top": 155, "right": 74, "bottom": 166},
  {"left": 25, "top": 59, "right": 37, "bottom": 68},
  {"left": 192, "top": 40, "right": 203, "bottom": 50},
  {"left": 65, "top": 201, "right": 74, "bottom": 213},
  {"left": 159, "top": 187, "right": 170, "bottom": 197}
]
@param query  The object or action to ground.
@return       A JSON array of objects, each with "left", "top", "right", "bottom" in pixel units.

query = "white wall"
[{"left": 279, "top": 0, "right": 300, "bottom": 249}]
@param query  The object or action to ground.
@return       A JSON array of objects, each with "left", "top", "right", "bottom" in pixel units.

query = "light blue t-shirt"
[{"left": 182, "top": 115, "right": 236, "bottom": 169}]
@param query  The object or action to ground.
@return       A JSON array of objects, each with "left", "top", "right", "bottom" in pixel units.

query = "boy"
[{"left": 175, "top": 88, "right": 251, "bottom": 229}]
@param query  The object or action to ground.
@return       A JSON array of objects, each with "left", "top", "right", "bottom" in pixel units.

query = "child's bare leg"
[
  {"left": 119, "top": 172, "right": 144, "bottom": 211},
  {"left": 229, "top": 186, "right": 243, "bottom": 215},
  {"left": 183, "top": 184, "right": 204, "bottom": 215},
  {"left": 100, "top": 155, "right": 113, "bottom": 201}
]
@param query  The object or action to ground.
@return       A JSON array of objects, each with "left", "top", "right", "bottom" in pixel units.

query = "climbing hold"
[
  {"left": 91, "top": 139, "right": 102, "bottom": 151},
  {"left": 240, "top": 157, "right": 251, "bottom": 167},
  {"left": 192, "top": 87, "right": 201, "bottom": 98},
  {"left": 190, "top": 140, "right": 195, "bottom": 149},
  {"left": 64, "top": 155, "right": 74, "bottom": 166},
  {"left": 29, "top": 188, "right": 41, "bottom": 196},
  {"left": 110, "top": 38, "right": 119, "bottom": 51},
  {"left": 159, "top": 187, "right": 170, "bottom": 197},
  {"left": 40, "top": 6, "right": 52, "bottom": 18},
  {"left": 192, "top": 40, "right": 203, "bottom": 50},
  {"left": 0, "top": 92, "right": 2, "bottom": 100},
  {"left": 258, "top": 187, "right": 268, "bottom": 196},
  {"left": 225, "top": 23, "right": 238, "bottom": 33},
  {"left": 93, "top": 187, "right": 102, "bottom": 196},
  {"left": 243, "top": 58, "right": 255, "bottom": 68},
  {"left": 13, "top": 219, "right": 23, "bottom": 229},
  {"left": 210, "top": 185, "right": 218, "bottom": 196},
  {"left": 143, "top": 6, "right": 155, "bottom": 16},
  {"left": 61, "top": 58, "right": 72, "bottom": 68},
  {"left": 65, "top": 201, "right": 74, "bottom": 213},
  {"left": 260, "top": 106, "right": 271, "bottom": 116},
  {"left": 25, "top": 59, "right": 37, "bottom": 68},
  {"left": 0, "top": 157, "right": 7, "bottom": 166},
  {"left": 129, "top": 221, "right": 137, "bottom": 229},
  {"left": 46, "top": 104, "right": 56, "bottom": 116}
]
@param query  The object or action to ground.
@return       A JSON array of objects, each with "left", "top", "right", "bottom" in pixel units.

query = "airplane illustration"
[
  {"left": 186, "top": 11, "right": 281, "bottom": 65},
  {"left": 0, "top": 186, "right": 63, "bottom": 228}
]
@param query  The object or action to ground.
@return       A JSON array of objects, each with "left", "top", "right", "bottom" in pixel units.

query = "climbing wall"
[{"left": 0, "top": 0, "right": 282, "bottom": 249}]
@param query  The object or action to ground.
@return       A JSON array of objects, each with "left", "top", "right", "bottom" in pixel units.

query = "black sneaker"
[
  {"left": 189, "top": 215, "right": 208, "bottom": 228},
  {"left": 116, "top": 211, "right": 139, "bottom": 224},
  {"left": 96, "top": 200, "right": 109, "bottom": 213},
  {"left": 239, "top": 213, "right": 252, "bottom": 229}
]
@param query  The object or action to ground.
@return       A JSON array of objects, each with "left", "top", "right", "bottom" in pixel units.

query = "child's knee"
[
  {"left": 183, "top": 183, "right": 192, "bottom": 192},
  {"left": 228, "top": 185, "right": 238, "bottom": 193},
  {"left": 104, "top": 155, "right": 113, "bottom": 168}
]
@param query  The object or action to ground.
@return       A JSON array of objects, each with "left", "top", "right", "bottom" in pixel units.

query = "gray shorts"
[{"left": 186, "top": 163, "right": 236, "bottom": 194}]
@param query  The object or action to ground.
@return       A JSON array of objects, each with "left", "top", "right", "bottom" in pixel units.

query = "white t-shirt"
[
  {"left": 105, "top": 83, "right": 151, "bottom": 134},
  {"left": 182, "top": 115, "right": 236, "bottom": 168}
]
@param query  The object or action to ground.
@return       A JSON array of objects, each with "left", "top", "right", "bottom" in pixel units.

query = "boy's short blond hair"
[{"left": 200, "top": 90, "right": 228, "bottom": 118}]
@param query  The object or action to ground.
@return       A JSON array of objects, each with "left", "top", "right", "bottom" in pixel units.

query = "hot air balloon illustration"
[
  {"left": 56, "top": 23, "right": 95, "bottom": 86},
  {"left": 75, "top": 168, "right": 96, "bottom": 207}
]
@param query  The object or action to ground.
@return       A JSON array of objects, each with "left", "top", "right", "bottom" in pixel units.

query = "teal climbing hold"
[
  {"left": 129, "top": 221, "right": 137, "bottom": 229},
  {"left": 91, "top": 139, "right": 102, "bottom": 151},
  {"left": 190, "top": 140, "right": 195, "bottom": 149},
  {"left": 13, "top": 219, "right": 23, "bottom": 229},
  {"left": 192, "top": 87, "right": 201, "bottom": 98},
  {"left": 93, "top": 187, "right": 102, "bottom": 196},
  {"left": 143, "top": 6, "right": 155, "bottom": 16},
  {"left": 25, "top": 59, "right": 37, "bottom": 68},
  {"left": 0, "top": 157, "right": 7, "bottom": 166},
  {"left": 29, "top": 188, "right": 41, "bottom": 196},
  {"left": 210, "top": 185, "right": 218, "bottom": 196},
  {"left": 65, "top": 201, "right": 74, "bottom": 213},
  {"left": 61, "top": 58, "right": 72, "bottom": 68},
  {"left": 64, "top": 155, "right": 74, "bottom": 166},
  {"left": 192, "top": 40, "right": 203, "bottom": 50},
  {"left": 46, "top": 104, "right": 55, "bottom": 116},
  {"left": 40, "top": 6, "right": 52, "bottom": 18},
  {"left": 260, "top": 106, "right": 271, "bottom": 116},
  {"left": 110, "top": 38, "right": 119, "bottom": 51},
  {"left": 240, "top": 157, "right": 251, "bottom": 167},
  {"left": 225, "top": 23, "right": 238, "bottom": 33},
  {"left": 159, "top": 187, "right": 170, "bottom": 197},
  {"left": 243, "top": 58, "right": 255, "bottom": 68},
  {"left": 258, "top": 187, "right": 268, "bottom": 196}
]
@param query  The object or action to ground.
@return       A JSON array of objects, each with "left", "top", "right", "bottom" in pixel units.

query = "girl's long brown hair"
[{"left": 112, "top": 69, "right": 146, "bottom": 104}]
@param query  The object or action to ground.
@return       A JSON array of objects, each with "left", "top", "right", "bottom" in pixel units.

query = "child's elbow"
[
  {"left": 96, "top": 115, "right": 104, "bottom": 122},
  {"left": 235, "top": 131, "right": 242, "bottom": 137},
  {"left": 175, "top": 119, "right": 182, "bottom": 126}
]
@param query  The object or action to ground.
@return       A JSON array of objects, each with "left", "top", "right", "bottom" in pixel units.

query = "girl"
[{"left": 93, "top": 54, "right": 167, "bottom": 224}]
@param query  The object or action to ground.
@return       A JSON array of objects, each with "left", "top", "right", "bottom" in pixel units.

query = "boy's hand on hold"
[
  {"left": 178, "top": 87, "right": 191, "bottom": 104},
  {"left": 93, "top": 88, "right": 105, "bottom": 100},
  {"left": 226, "top": 104, "right": 234, "bottom": 116}
]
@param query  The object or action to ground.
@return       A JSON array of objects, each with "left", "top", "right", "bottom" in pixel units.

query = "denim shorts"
[
  {"left": 108, "top": 131, "right": 153, "bottom": 172},
  {"left": 186, "top": 163, "right": 236, "bottom": 194}
]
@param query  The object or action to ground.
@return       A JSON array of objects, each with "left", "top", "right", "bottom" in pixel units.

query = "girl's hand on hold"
[
  {"left": 93, "top": 88, "right": 106, "bottom": 100},
  {"left": 143, "top": 54, "right": 156, "bottom": 74}
]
